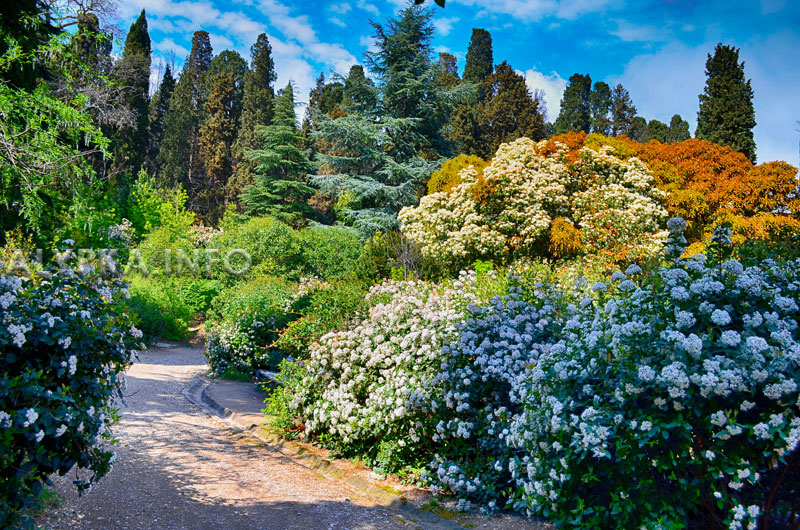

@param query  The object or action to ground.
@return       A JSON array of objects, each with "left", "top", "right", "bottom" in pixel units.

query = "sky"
[{"left": 114, "top": 0, "right": 800, "bottom": 165}]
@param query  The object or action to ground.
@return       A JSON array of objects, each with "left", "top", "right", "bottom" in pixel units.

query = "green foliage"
[
  {"left": 0, "top": 254, "right": 142, "bottom": 529},
  {"left": 144, "top": 65, "right": 175, "bottom": 175},
  {"left": 697, "top": 43, "right": 757, "bottom": 162},
  {"left": 340, "top": 64, "right": 378, "bottom": 115},
  {"left": 589, "top": 81, "right": 612, "bottom": 135},
  {"left": 647, "top": 118, "right": 669, "bottom": 142},
  {"left": 125, "top": 275, "right": 197, "bottom": 340},
  {"left": 275, "top": 279, "right": 369, "bottom": 360},
  {"left": 299, "top": 225, "right": 363, "bottom": 280},
  {"left": 554, "top": 73, "right": 592, "bottom": 134},
  {"left": 666, "top": 114, "right": 691, "bottom": 143},
  {"left": 127, "top": 169, "right": 196, "bottom": 238},
  {"left": 610, "top": 83, "right": 636, "bottom": 136},
  {"left": 462, "top": 28, "right": 493, "bottom": 86},
  {"left": 241, "top": 83, "right": 316, "bottom": 227},
  {"left": 476, "top": 61, "right": 547, "bottom": 157},
  {"left": 204, "top": 275, "right": 297, "bottom": 375}
]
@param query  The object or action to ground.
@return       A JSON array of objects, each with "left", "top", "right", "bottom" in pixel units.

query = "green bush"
[
  {"left": 208, "top": 216, "right": 304, "bottom": 283},
  {"left": 0, "top": 254, "right": 142, "bottom": 529},
  {"left": 204, "top": 275, "right": 298, "bottom": 375},
  {"left": 126, "top": 275, "right": 197, "bottom": 341},
  {"left": 275, "top": 280, "right": 369, "bottom": 360},
  {"left": 299, "top": 225, "right": 362, "bottom": 281}
]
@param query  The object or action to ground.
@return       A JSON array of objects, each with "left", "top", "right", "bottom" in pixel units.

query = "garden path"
[{"left": 37, "top": 344, "right": 422, "bottom": 529}]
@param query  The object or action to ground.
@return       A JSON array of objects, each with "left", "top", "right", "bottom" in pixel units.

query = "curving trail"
[{"left": 37, "top": 345, "right": 419, "bottom": 530}]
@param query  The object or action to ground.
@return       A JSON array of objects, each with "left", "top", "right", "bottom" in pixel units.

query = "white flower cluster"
[{"left": 399, "top": 138, "right": 667, "bottom": 266}]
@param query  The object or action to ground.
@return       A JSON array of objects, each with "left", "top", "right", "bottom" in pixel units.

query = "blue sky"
[{"left": 115, "top": 0, "right": 800, "bottom": 165}]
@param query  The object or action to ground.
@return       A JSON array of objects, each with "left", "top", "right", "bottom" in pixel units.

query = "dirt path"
[{"left": 37, "top": 345, "right": 424, "bottom": 530}]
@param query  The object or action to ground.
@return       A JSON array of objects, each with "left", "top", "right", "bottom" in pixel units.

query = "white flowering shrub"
[
  {"left": 508, "top": 221, "right": 800, "bottom": 529},
  {"left": 204, "top": 276, "right": 297, "bottom": 376},
  {"left": 0, "top": 253, "right": 143, "bottom": 528},
  {"left": 279, "top": 271, "right": 504, "bottom": 472},
  {"left": 398, "top": 138, "right": 667, "bottom": 267}
]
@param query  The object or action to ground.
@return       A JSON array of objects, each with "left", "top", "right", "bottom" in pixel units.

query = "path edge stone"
[{"left": 182, "top": 376, "right": 462, "bottom": 529}]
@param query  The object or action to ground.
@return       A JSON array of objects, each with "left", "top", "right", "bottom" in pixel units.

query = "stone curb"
[{"left": 182, "top": 376, "right": 462, "bottom": 529}]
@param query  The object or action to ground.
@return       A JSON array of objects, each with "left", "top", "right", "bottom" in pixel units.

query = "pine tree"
[
  {"left": 666, "top": 114, "right": 691, "bottom": 143},
  {"left": 697, "top": 43, "right": 756, "bottom": 162},
  {"left": 196, "top": 72, "right": 236, "bottom": 222},
  {"left": 241, "top": 83, "right": 316, "bottom": 227},
  {"left": 110, "top": 9, "right": 151, "bottom": 197},
  {"left": 229, "top": 33, "right": 276, "bottom": 201},
  {"left": 341, "top": 65, "right": 378, "bottom": 115},
  {"left": 144, "top": 65, "right": 175, "bottom": 175},
  {"left": 476, "top": 61, "right": 546, "bottom": 157},
  {"left": 157, "top": 31, "right": 212, "bottom": 191},
  {"left": 610, "top": 83, "right": 636, "bottom": 136},
  {"left": 462, "top": 28, "right": 493, "bottom": 86},
  {"left": 554, "top": 73, "right": 592, "bottom": 134},
  {"left": 647, "top": 119, "right": 668, "bottom": 142},
  {"left": 628, "top": 116, "right": 650, "bottom": 142},
  {"left": 590, "top": 81, "right": 612, "bottom": 135}
]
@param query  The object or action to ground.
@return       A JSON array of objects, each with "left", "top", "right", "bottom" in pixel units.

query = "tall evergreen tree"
[
  {"left": 666, "top": 114, "right": 691, "bottom": 143},
  {"left": 476, "top": 61, "right": 546, "bottom": 158},
  {"left": 157, "top": 31, "right": 212, "bottom": 191},
  {"left": 590, "top": 81, "right": 612, "bottom": 135},
  {"left": 696, "top": 43, "right": 756, "bottom": 162},
  {"left": 196, "top": 71, "right": 236, "bottom": 222},
  {"left": 206, "top": 50, "right": 247, "bottom": 126},
  {"left": 554, "top": 73, "right": 592, "bottom": 134},
  {"left": 366, "top": 4, "right": 449, "bottom": 155},
  {"left": 610, "top": 83, "right": 636, "bottom": 136},
  {"left": 435, "top": 52, "right": 460, "bottom": 88},
  {"left": 462, "top": 28, "right": 493, "bottom": 86},
  {"left": 110, "top": 9, "right": 151, "bottom": 196},
  {"left": 628, "top": 116, "right": 650, "bottom": 142},
  {"left": 144, "top": 65, "right": 175, "bottom": 175},
  {"left": 229, "top": 33, "right": 276, "bottom": 201},
  {"left": 647, "top": 119, "right": 669, "bottom": 142},
  {"left": 341, "top": 64, "right": 378, "bottom": 115},
  {"left": 241, "top": 83, "right": 316, "bottom": 227}
]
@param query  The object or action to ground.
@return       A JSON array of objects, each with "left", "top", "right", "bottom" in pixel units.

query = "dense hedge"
[{"left": 0, "top": 253, "right": 143, "bottom": 528}]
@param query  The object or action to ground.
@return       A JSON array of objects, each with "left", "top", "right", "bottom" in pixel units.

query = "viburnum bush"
[
  {"left": 399, "top": 137, "right": 667, "bottom": 268},
  {"left": 508, "top": 220, "right": 800, "bottom": 529},
  {"left": 278, "top": 270, "right": 506, "bottom": 473},
  {"left": 0, "top": 250, "right": 143, "bottom": 529}
]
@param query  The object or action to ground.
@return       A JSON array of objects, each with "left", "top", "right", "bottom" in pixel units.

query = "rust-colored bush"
[
  {"left": 549, "top": 217, "right": 582, "bottom": 258},
  {"left": 426, "top": 154, "right": 487, "bottom": 195}
]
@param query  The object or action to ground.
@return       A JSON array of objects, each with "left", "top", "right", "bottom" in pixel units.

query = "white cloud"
[
  {"left": 520, "top": 68, "right": 567, "bottom": 123},
  {"left": 609, "top": 19, "right": 671, "bottom": 43},
  {"left": 209, "top": 33, "right": 234, "bottom": 50},
  {"left": 153, "top": 37, "right": 189, "bottom": 58},
  {"left": 359, "top": 35, "right": 378, "bottom": 54},
  {"left": 451, "top": 0, "right": 615, "bottom": 22},
  {"left": 433, "top": 16, "right": 459, "bottom": 37},
  {"left": 329, "top": 3, "right": 352, "bottom": 15},
  {"left": 356, "top": 0, "right": 380, "bottom": 16}
]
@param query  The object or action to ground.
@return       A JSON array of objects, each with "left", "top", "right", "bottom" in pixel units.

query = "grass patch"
[{"left": 219, "top": 368, "right": 252, "bottom": 382}]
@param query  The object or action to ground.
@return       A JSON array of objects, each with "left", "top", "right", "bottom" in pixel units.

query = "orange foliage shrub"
[{"left": 549, "top": 217, "right": 582, "bottom": 258}]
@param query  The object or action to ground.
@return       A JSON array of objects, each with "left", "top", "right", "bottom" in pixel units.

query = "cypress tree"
[
  {"left": 111, "top": 9, "right": 151, "bottom": 196},
  {"left": 554, "top": 73, "right": 592, "bottom": 134},
  {"left": 590, "top": 81, "right": 612, "bottom": 135},
  {"left": 696, "top": 43, "right": 756, "bottom": 162},
  {"left": 476, "top": 61, "right": 546, "bottom": 158},
  {"left": 157, "top": 31, "right": 213, "bottom": 191},
  {"left": 241, "top": 83, "right": 316, "bottom": 227},
  {"left": 610, "top": 83, "right": 636, "bottom": 136},
  {"left": 196, "top": 72, "right": 237, "bottom": 222},
  {"left": 229, "top": 33, "right": 276, "bottom": 201},
  {"left": 206, "top": 50, "right": 247, "bottom": 125},
  {"left": 462, "top": 28, "right": 493, "bottom": 86},
  {"left": 666, "top": 114, "right": 691, "bottom": 143},
  {"left": 144, "top": 65, "right": 175, "bottom": 175}
]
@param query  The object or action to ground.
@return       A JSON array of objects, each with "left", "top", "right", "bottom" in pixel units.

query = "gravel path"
[{"left": 37, "top": 345, "right": 423, "bottom": 530}]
